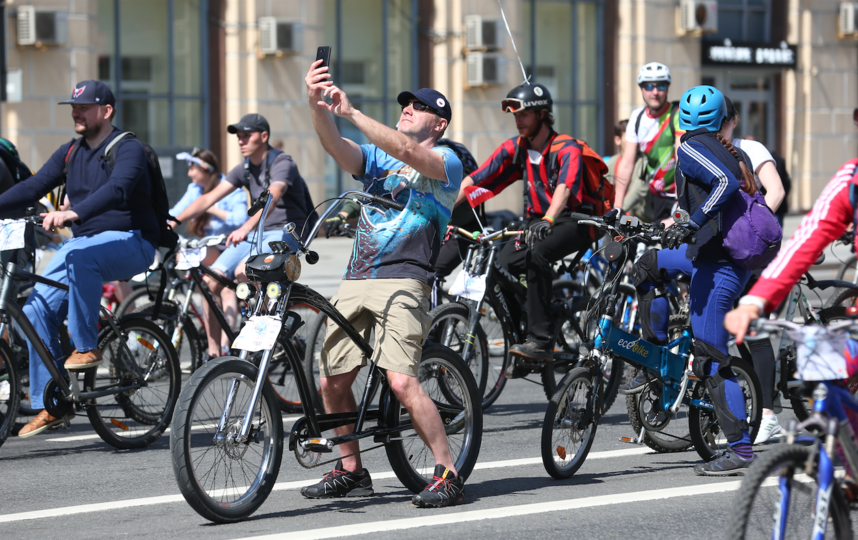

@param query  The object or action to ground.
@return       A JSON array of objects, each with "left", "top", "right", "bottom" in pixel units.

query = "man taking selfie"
[{"left": 303, "top": 59, "right": 465, "bottom": 508}]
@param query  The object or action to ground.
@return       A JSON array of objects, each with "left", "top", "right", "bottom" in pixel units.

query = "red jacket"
[{"left": 749, "top": 158, "right": 858, "bottom": 310}]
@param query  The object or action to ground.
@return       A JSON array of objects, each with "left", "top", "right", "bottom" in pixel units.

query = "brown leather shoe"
[
  {"left": 18, "top": 409, "right": 72, "bottom": 438},
  {"left": 65, "top": 349, "right": 103, "bottom": 371}
]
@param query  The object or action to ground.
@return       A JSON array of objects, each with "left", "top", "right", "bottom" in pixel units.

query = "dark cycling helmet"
[
  {"left": 437, "top": 138, "right": 478, "bottom": 177},
  {"left": 501, "top": 83, "right": 552, "bottom": 113},
  {"left": 678, "top": 85, "right": 727, "bottom": 132}
]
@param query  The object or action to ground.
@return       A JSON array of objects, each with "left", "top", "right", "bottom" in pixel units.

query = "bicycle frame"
[
  {"left": 0, "top": 244, "right": 148, "bottom": 408},
  {"left": 216, "top": 192, "right": 463, "bottom": 451},
  {"left": 777, "top": 381, "right": 858, "bottom": 540}
]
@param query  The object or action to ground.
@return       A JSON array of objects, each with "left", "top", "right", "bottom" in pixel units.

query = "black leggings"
[{"left": 740, "top": 270, "right": 776, "bottom": 411}]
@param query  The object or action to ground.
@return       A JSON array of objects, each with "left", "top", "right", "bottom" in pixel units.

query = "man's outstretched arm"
[{"left": 305, "top": 60, "right": 363, "bottom": 177}]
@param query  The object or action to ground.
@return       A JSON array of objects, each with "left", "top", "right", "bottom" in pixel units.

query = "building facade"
[{"left": 1, "top": 0, "right": 854, "bottom": 214}]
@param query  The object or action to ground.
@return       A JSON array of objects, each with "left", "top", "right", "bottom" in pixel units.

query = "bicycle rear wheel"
[
  {"left": 134, "top": 301, "right": 203, "bottom": 375},
  {"left": 384, "top": 344, "right": 482, "bottom": 493},
  {"left": 688, "top": 356, "right": 762, "bottom": 461},
  {"left": 541, "top": 367, "right": 599, "bottom": 479},
  {"left": 84, "top": 318, "right": 181, "bottom": 449},
  {"left": 726, "top": 443, "right": 853, "bottom": 539},
  {"left": 171, "top": 357, "right": 283, "bottom": 523},
  {"left": 0, "top": 340, "right": 21, "bottom": 448}
]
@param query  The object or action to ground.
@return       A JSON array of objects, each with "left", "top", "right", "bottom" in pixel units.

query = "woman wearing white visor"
[{"left": 171, "top": 148, "right": 248, "bottom": 360}]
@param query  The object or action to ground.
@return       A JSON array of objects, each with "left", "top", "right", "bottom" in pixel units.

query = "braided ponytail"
[{"left": 714, "top": 132, "right": 757, "bottom": 196}]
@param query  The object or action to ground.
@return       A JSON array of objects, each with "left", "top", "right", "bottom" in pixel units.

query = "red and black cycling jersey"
[
  {"left": 749, "top": 158, "right": 858, "bottom": 309},
  {"left": 469, "top": 131, "right": 586, "bottom": 217}
]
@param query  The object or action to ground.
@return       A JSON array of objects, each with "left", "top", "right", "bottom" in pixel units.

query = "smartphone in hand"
[{"left": 315, "top": 46, "right": 332, "bottom": 70}]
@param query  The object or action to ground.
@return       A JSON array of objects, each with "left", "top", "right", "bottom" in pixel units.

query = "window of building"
[
  {"left": 709, "top": 0, "right": 770, "bottom": 42},
  {"left": 323, "top": 0, "right": 417, "bottom": 197},
  {"left": 522, "top": 0, "right": 604, "bottom": 151},
  {"left": 96, "top": 0, "right": 207, "bottom": 148}
]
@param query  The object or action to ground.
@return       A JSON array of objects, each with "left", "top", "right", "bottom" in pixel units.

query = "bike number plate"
[
  {"left": 232, "top": 315, "right": 281, "bottom": 352},
  {"left": 449, "top": 270, "right": 487, "bottom": 301},
  {"left": 0, "top": 220, "right": 26, "bottom": 251},
  {"left": 176, "top": 246, "right": 207, "bottom": 270}
]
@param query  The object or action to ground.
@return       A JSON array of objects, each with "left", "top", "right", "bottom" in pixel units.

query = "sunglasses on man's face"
[
  {"left": 853, "top": 108, "right": 858, "bottom": 125},
  {"left": 640, "top": 82, "right": 669, "bottom": 92},
  {"left": 402, "top": 100, "right": 439, "bottom": 116}
]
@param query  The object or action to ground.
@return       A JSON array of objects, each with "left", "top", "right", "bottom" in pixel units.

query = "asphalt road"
[
  {"left": 3, "top": 217, "right": 857, "bottom": 539},
  {"left": 3, "top": 357, "right": 852, "bottom": 540}
]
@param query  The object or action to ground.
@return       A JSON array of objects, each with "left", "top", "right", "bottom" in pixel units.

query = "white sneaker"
[{"left": 756, "top": 415, "right": 782, "bottom": 444}]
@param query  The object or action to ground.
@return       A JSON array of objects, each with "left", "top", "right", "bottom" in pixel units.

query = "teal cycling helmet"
[{"left": 678, "top": 85, "right": 727, "bottom": 132}]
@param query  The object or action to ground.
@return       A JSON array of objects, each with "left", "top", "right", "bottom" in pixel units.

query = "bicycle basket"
[{"left": 789, "top": 326, "right": 858, "bottom": 381}]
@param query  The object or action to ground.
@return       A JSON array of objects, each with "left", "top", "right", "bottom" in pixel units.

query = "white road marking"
[
  {"left": 230, "top": 480, "right": 759, "bottom": 540},
  {"left": 43, "top": 416, "right": 303, "bottom": 442},
  {"left": 0, "top": 447, "right": 654, "bottom": 523}
]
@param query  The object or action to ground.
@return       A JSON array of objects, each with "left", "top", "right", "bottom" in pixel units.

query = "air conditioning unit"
[
  {"left": 840, "top": 3, "right": 858, "bottom": 37},
  {"left": 466, "top": 53, "right": 504, "bottom": 87},
  {"left": 465, "top": 16, "right": 503, "bottom": 51},
  {"left": 679, "top": 0, "right": 718, "bottom": 34},
  {"left": 258, "top": 17, "right": 301, "bottom": 55},
  {"left": 17, "top": 6, "right": 68, "bottom": 46}
]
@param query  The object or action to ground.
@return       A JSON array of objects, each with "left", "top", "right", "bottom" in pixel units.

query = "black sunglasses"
[
  {"left": 640, "top": 82, "right": 669, "bottom": 92},
  {"left": 853, "top": 108, "right": 858, "bottom": 124},
  {"left": 402, "top": 100, "right": 439, "bottom": 116}
]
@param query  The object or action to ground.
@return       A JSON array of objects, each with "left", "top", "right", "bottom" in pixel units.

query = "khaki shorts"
[{"left": 320, "top": 278, "right": 432, "bottom": 377}]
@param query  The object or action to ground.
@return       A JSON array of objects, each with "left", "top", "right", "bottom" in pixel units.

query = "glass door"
[{"left": 701, "top": 70, "right": 776, "bottom": 149}]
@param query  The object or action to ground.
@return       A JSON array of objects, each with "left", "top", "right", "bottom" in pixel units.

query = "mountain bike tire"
[{"left": 688, "top": 356, "right": 762, "bottom": 461}]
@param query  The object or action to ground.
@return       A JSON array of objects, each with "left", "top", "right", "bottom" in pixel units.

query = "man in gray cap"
[
  {"left": 0, "top": 80, "right": 158, "bottom": 437},
  {"left": 174, "top": 113, "right": 317, "bottom": 357},
  {"left": 303, "top": 60, "right": 465, "bottom": 508}
]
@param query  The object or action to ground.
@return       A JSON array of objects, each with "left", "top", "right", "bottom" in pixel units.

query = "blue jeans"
[
  {"left": 640, "top": 244, "right": 752, "bottom": 445},
  {"left": 211, "top": 230, "right": 294, "bottom": 280},
  {"left": 24, "top": 231, "right": 155, "bottom": 409}
]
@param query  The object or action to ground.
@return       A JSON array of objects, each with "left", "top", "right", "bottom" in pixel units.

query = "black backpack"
[
  {"left": 59, "top": 132, "right": 179, "bottom": 250},
  {"left": 0, "top": 138, "right": 33, "bottom": 184}
]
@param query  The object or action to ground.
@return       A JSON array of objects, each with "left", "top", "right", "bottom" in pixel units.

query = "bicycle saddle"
[{"left": 674, "top": 272, "right": 691, "bottom": 285}]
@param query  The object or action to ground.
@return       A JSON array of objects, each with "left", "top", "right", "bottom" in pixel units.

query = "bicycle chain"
[{"left": 294, "top": 442, "right": 386, "bottom": 470}]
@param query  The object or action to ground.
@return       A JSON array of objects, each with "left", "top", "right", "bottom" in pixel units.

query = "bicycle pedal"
[
  {"left": 619, "top": 436, "right": 645, "bottom": 445},
  {"left": 301, "top": 438, "right": 335, "bottom": 453}
]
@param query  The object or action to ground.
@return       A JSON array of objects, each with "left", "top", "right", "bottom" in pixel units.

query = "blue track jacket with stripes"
[{"left": 675, "top": 128, "right": 748, "bottom": 262}]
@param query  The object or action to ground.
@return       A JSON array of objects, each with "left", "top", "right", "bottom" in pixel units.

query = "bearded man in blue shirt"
[{"left": 0, "top": 80, "right": 159, "bottom": 437}]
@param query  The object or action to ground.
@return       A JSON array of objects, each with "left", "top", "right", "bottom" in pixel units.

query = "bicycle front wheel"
[
  {"left": 0, "top": 340, "right": 21, "bottom": 448},
  {"left": 385, "top": 344, "right": 482, "bottom": 493},
  {"left": 83, "top": 318, "right": 181, "bottom": 449},
  {"left": 727, "top": 443, "right": 853, "bottom": 539},
  {"left": 541, "top": 367, "right": 599, "bottom": 479},
  {"left": 171, "top": 357, "right": 284, "bottom": 523},
  {"left": 426, "top": 301, "right": 489, "bottom": 404}
]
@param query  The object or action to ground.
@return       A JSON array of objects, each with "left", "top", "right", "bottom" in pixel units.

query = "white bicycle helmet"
[{"left": 637, "top": 62, "right": 672, "bottom": 84}]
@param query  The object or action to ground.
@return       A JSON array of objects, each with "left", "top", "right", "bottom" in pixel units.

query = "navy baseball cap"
[
  {"left": 397, "top": 89, "right": 452, "bottom": 122},
  {"left": 58, "top": 80, "right": 116, "bottom": 107},
  {"left": 227, "top": 114, "right": 270, "bottom": 134}
]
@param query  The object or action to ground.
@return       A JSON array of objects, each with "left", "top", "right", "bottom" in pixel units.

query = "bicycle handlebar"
[{"left": 181, "top": 234, "right": 226, "bottom": 250}]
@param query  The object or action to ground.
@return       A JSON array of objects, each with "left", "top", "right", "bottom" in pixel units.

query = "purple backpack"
[{"left": 721, "top": 189, "right": 783, "bottom": 270}]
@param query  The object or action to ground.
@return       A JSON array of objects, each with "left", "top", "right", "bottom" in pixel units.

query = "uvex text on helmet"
[
  {"left": 501, "top": 83, "right": 553, "bottom": 113},
  {"left": 637, "top": 62, "right": 672, "bottom": 85}
]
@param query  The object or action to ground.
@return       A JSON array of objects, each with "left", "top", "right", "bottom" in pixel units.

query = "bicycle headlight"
[
  {"left": 266, "top": 282, "right": 282, "bottom": 299},
  {"left": 236, "top": 283, "right": 256, "bottom": 300}
]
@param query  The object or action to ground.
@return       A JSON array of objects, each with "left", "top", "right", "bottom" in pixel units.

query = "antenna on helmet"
[{"left": 496, "top": 0, "right": 530, "bottom": 85}]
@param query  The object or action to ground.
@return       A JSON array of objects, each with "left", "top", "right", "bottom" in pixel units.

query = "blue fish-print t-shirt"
[{"left": 345, "top": 144, "right": 463, "bottom": 284}]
